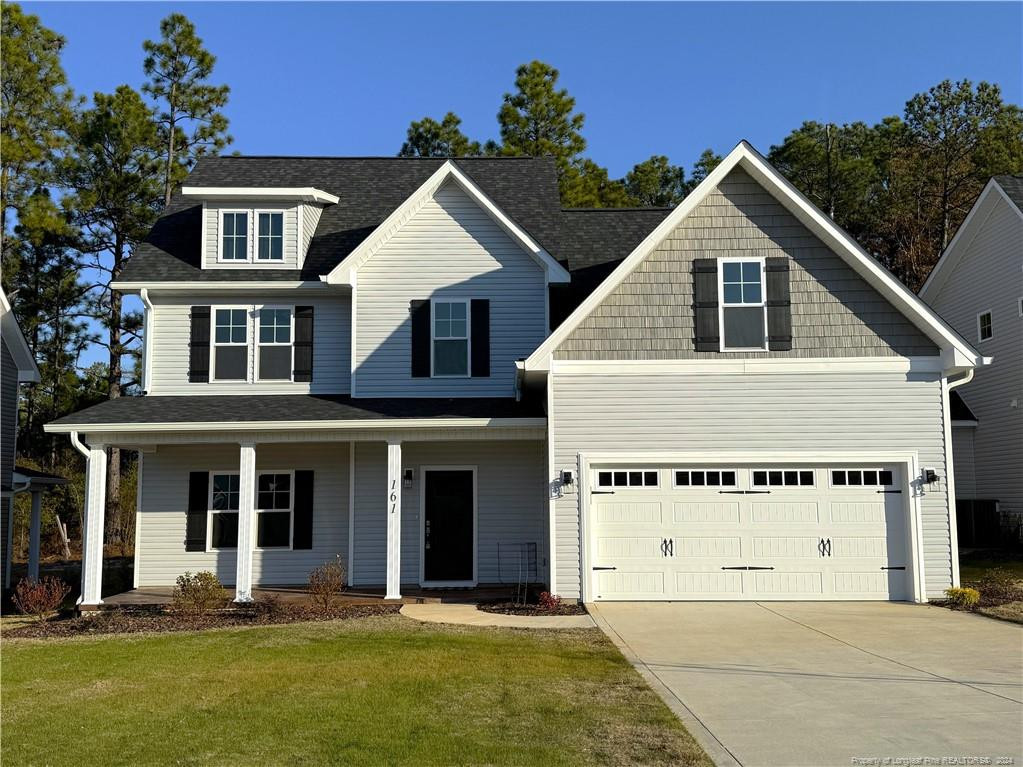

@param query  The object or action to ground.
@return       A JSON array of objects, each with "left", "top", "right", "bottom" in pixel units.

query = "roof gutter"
[
  {"left": 69, "top": 431, "right": 91, "bottom": 458},
  {"left": 46, "top": 417, "right": 549, "bottom": 435}
]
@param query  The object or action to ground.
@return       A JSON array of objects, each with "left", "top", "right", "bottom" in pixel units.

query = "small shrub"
[
  {"left": 944, "top": 587, "right": 980, "bottom": 609},
  {"left": 537, "top": 591, "right": 562, "bottom": 611},
  {"left": 12, "top": 576, "right": 71, "bottom": 620},
  {"left": 975, "top": 568, "right": 1023, "bottom": 604},
  {"left": 170, "top": 571, "right": 227, "bottom": 616},
  {"left": 308, "top": 555, "right": 347, "bottom": 610}
]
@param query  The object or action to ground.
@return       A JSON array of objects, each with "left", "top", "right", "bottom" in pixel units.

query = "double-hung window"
[
  {"left": 257, "top": 307, "right": 293, "bottom": 380},
  {"left": 720, "top": 259, "right": 767, "bottom": 351},
  {"left": 257, "top": 472, "right": 292, "bottom": 548},
  {"left": 257, "top": 212, "right": 284, "bottom": 261},
  {"left": 213, "top": 308, "right": 248, "bottom": 381},
  {"left": 978, "top": 310, "right": 993, "bottom": 342},
  {"left": 432, "top": 300, "right": 469, "bottom": 376},
  {"left": 221, "top": 212, "right": 249, "bottom": 261},
  {"left": 209, "top": 473, "right": 240, "bottom": 549}
]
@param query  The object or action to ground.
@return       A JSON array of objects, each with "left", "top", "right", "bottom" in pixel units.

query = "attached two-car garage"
[{"left": 585, "top": 462, "right": 918, "bottom": 602}]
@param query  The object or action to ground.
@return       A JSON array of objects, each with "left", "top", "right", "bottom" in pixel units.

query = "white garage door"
[{"left": 589, "top": 465, "right": 911, "bottom": 601}]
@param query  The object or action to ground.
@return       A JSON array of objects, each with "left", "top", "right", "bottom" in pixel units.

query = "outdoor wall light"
[
  {"left": 403, "top": 468, "right": 415, "bottom": 488},
  {"left": 922, "top": 467, "right": 938, "bottom": 484},
  {"left": 561, "top": 469, "right": 574, "bottom": 486}
]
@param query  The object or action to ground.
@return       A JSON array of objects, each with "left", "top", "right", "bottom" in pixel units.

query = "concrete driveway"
[{"left": 590, "top": 602, "right": 1023, "bottom": 767}]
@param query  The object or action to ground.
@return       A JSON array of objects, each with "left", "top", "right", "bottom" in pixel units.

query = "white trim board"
[
  {"left": 525, "top": 141, "right": 984, "bottom": 373},
  {"left": 44, "top": 417, "right": 549, "bottom": 435},
  {"left": 181, "top": 186, "right": 339, "bottom": 205},
  {"left": 323, "top": 160, "right": 570, "bottom": 286},
  {"left": 111, "top": 281, "right": 330, "bottom": 293},
  {"left": 0, "top": 287, "right": 41, "bottom": 382},
  {"left": 550, "top": 356, "right": 947, "bottom": 376}
]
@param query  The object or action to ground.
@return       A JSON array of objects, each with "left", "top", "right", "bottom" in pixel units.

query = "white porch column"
[
  {"left": 234, "top": 442, "right": 257, "bottom": 603},
  {"left": 27, "top": 490, "right": 42, "bottom": 581},
  {"left": 79, "top": 445, "right": 107, "bottom": 606},
  {"left": 385, "top": 440, "right": 402, "bottom": 600}
]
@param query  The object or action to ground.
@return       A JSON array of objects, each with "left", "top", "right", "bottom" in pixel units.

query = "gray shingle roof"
[
  {"left": 119, "top": 156, "right": 564, "bottom": 282},
  {"left": 48, "top": 394, "right": 545, "bottom": 427},
  {"left": 994, "top": 175, "right": 1023, "bottom": 214}
]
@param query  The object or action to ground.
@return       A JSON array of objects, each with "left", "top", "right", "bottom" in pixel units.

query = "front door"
[{"left": 423, "top": 469, "right": 475, "bottom": 583}]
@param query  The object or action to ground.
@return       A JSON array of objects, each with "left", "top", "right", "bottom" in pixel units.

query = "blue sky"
[
  {"left": 30, "top": 1, "right": 1023, "bottom": 178},
  {"left": 23, "top": 1, "right": 1023, "bottom": 370}
]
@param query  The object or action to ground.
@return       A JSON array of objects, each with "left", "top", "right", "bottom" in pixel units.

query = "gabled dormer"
[{"left": 181, "top": 186, "right": 339, "bottom": 270}]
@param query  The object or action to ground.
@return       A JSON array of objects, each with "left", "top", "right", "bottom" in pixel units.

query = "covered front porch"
[{"left": 44, "top": 394, "right": 549, "bottom": 610}]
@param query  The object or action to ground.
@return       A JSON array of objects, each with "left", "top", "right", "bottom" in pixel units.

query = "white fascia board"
[
  {"left": 44, "top": 417, "right": 548, "bottom": 434},
  {"left": 526, "top": 140, "right": 985, "bottom": 371},
  {"left": 550, "top": 356, "right": 947, "bottom": 376},
  {"left": 0, "top": 288, "right": 40, "bottom": 382},
  {"left": 110, "top": 281, "right": 332, "bottom": 294},
  {"left": 323, "top": 160, "right": 570, "bottom": 286},
  {"left": 919, "top": 180, "right": 1022, "bottom": 300},
  {"left": 181, "top": 187, "right": 340, "bottom": 205}
]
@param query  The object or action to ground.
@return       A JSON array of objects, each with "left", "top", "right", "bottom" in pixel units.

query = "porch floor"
[{"left": 100, "top": 584, "right": 530, "bottom": 609}]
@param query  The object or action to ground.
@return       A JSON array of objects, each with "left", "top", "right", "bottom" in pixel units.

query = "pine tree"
[
  {"left": 143, "top": 13, "right": 232, "bottom": 206},
  {"left": 625, "top": 155, "right": 687, "bottom": 206},
  {"left": 399, "top": 112, "right": 492, "bottom": 157}
]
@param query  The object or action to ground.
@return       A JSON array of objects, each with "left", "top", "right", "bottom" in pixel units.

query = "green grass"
[{"left": 1, "top": 615, "right": 710, "bottom": 767}]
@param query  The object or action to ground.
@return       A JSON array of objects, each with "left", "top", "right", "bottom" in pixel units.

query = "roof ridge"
[
  {"left": 563, "top": 206, "right": 675, "bottom": 212},
  {"left": 197, "top": 155, "right": 549, "bottom": 161}
]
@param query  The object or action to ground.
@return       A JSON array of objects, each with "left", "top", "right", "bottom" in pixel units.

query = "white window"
[
  {"left": 719, "top": 258, "right": 767, "bottom": 351},
  {"left": 256, "top": 472, "right": 293, "bottom": 548},
  {"left": 596, "top": 470, "right": 659, "bottom": 488},
  {"left": 212, "top": 308, "right": 248, "bottom": 381},
  {"left": 221, "top": 211, "right": 249, "bottom": 261},
  {"left": 257, "top": 307, "right": 293, "bottom": 381},
  {"left": 977, "top": 310, "right": 993, "bottom": 342},
  {"left": 432, "top": 300, "right": 469, "bottom": 377},
  {"left": 257, "top": 212, "right": 284, "bottom": 261},
  {"left": 831, "top": 469, "right": 893, "bottom": 488},
  {"left": 674, "top": 469, "right": 737, "bottom": 488},
  {"left": 752, "top": 469, "right": 816, "bottom": 487},
  {"left": 208, "top": 473, "right": 239, "bottom": 550}
]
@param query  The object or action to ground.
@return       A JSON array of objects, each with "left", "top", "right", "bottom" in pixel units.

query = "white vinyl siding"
[
  {"left": 147, "top": 293, "right": 350, "bottom": 395},
  {"left": 354, "top": 180, "right": 547, "bottom": 397},
  {"left": 135, "top": 443, "right": 349, "bottom": 587},
  {"left": 924, "top": 195, "right": 1023, "bottom": 524},
  {"left": 203, "top": 201, "right": 300, "bottom": 269},
  {"left": 550, "top": 370, "right": 951, "bottom": 600}
]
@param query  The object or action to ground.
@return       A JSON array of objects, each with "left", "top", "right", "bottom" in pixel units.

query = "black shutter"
[
  {"left": 470, "top": 299, "right": 490, "bottom": 377},
  {"left": 293, "top": 306, "right": 314, "bottom": 382},
  {"left": 765, "top": 257, "right": 792, "bottom": 351},
  {"left": 692, "top": 259, "right": 719, "bottom": 351},
  {"left": 292, "top": 470, "right": 314, "bottom": 550},
  {"left": 185, "top": 472, "right": 208, "bottom": 551},
  {"left": 410, "top": 300, "right": 431, "bottom": 377},
  {"left": 189, "top": 306, "right": 211, "bottom": 383}
]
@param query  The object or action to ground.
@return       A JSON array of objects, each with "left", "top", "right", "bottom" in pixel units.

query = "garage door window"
[
  {"left": 674, "top": 470, "right": 737, "bottom": 488},
  {"left": 831, "top": 469, "right": 893, "bottom": 487},
  {"left": 752, "top": 469, "right": 815, "bottom": 487},
  {"left": 596, "top": 470, "right": 659, "bottom": 488}
]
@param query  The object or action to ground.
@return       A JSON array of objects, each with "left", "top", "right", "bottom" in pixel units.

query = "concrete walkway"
[
  {"left": 400, "top": 602, "right": 594, "bottom": 629},
  {"left": 592, "top": 602, "right": 1023, "bottom": 767}
]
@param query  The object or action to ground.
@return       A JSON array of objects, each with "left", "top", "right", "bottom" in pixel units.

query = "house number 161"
[{"left": 390, "top": 480, "right": 397, "bottom": 513}]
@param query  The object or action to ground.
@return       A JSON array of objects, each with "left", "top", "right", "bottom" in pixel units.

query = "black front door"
[{"left": 423, "top": 470, "right": 474, "bottom": 582}]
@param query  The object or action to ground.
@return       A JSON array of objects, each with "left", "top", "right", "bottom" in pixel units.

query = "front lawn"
[
  {"left": 2, "top": 615, "right": 710, "bottom": 766},
  {"left": 959, "top": 550, "right": 1023, "bottom": 624}
]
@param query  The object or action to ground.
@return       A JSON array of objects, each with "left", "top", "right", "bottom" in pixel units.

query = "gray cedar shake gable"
[{"left": 554, "top": 168, "right": 940, "bottom": 360}]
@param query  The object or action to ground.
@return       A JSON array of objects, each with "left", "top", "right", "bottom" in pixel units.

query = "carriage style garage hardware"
[
  {"left": 721, "top": 566, "right": 776, "bottom": 571},
  {"left": 818, "top": 538, "right": 832, "bottom": 557},
  {"left": 660, "top": 538, "right": 674, "bottom": 557}
]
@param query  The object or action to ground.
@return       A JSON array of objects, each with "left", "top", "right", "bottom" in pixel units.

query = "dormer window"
[
  {"left": 221, "top": 212, "right": 249, "bottom": 261},
  {"left": 257, "top": 212, "right": 284, "bottom": 261}
]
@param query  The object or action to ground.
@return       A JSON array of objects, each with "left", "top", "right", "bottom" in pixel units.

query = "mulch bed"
[
  {"left": 477, "top": 600, "right": 587, "bottom": 617},
  {"left": 4, "top": 603, "right": 400, "bottom": 639}
]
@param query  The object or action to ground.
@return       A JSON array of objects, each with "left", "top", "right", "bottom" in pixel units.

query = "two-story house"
[
  {"left": 46, "top": 142, "right": 986, "bottom": 607},
  {"left": 920, "top": 176, "right": 1023, "bottom": 545}
]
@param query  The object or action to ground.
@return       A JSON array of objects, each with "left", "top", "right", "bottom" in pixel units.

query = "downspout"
[
  {"left": 69, "top": 430, "right": 90, "bottom": 459},
  {"left": 941, "top": 367, "right": 975, "bottom": 590},
  {"left": 140, "top": 288, "right": 154, "bottom": 395}
]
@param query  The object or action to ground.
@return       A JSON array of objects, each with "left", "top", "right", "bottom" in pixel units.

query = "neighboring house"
[
  {"left": 920, "top": 176, "right": 1023, "bottom": 545},
  {"left": 2, "top": 288, "right": 68, "bottom": 588},
  {"left": 45, "top": 142, "right": 985, "bottom": 608}
]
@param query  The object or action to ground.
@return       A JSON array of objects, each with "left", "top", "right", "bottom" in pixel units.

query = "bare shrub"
[
  {"left": 308, "top": 555, "right": 347, "bottom": 610},
  {"left": 170, "top": 571, "right": 227, "bottom": 617},
  {"left": 12, "top": 577, "right": 71, "bottom": 620},
  {"left": 976, "top": 568, "right": 1023, "bottom": 605}
]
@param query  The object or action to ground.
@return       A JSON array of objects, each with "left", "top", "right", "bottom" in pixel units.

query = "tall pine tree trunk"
[
  {"left": 163, "top": 84, "right": 177, "bottom": 206},
  {"left": 105, "top": 237, "right": 124, "bottom": 546}
]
